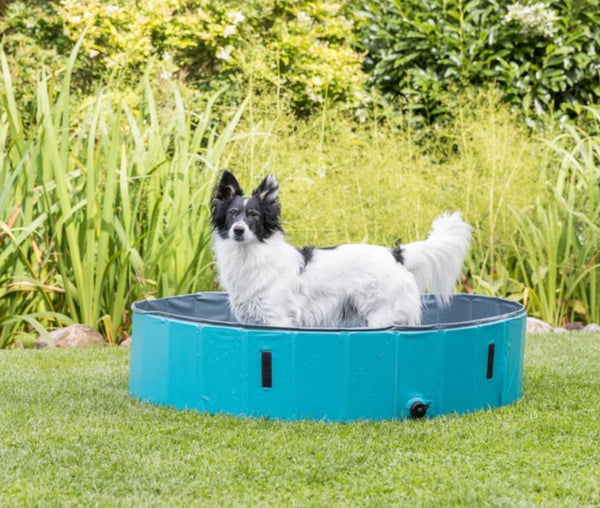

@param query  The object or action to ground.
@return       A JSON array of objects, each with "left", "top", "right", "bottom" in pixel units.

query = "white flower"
[
  {"left": 306, "top": 86, "right": 324, "bottom": 103},
  {"left": 504, "top": 2, "right": 558, "bottom": 38},
  {"left": 216, "top": 45, "right": 234, "bottom": 61},
  {"left": 297, "top": 11, "right": 311, "bottom": 27},
  {"left": 227, "top": 10, "right": 245, "bottom": 25},
  {"left": 162, "top": 53, "right": 172, "bottom": 62},
  {"left": 69, "top": 15, "right": 82, "bottom": 24},
  {"left": 223, "top": 25, "right": 237, "bottom": 38},
  {"left": 89, "top": 49, "right": 99, "bottom": 58},
  {"left": 353, "top": 91, "right": 370, "bottom": 106},
  {"left": 322, "top": 3, "right": 341, "bottom": 15},
  {"left": 355, "top": 108, "right": 368, "bottom": 123},
  {"left": 588, "top": 43, "right": 596, "bottom": 56}
]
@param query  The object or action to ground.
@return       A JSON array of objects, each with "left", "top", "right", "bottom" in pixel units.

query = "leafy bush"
[
  {"left": 55, "top": 0, "right": 369, "bottom": 116},
  {"left": 0, "top": 1, "right": 73, "bottom": 107},
  {"left": 356, "top": 0, "right": 600, "bottom": 125}
]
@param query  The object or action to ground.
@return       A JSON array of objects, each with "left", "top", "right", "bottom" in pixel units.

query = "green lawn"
[{"left": 1, "top": 332, "right": 599, "bottom": 507}]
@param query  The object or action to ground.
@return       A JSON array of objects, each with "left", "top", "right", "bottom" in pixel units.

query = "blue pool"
[{"left": 129, "top": 292, "right": 526, "bottom": 421}]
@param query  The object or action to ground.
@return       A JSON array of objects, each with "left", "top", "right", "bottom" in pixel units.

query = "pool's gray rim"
[{"left": 132, "top": 292, "right": 526, "bottom": 332}]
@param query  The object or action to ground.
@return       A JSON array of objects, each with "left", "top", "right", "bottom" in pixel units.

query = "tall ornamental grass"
[
  {"left": 0, "top": 46, "right": 244, "bottom": 347},
  {"left": 513, "top": 116, "right": 600, "bottom": 326},
  {"left": 224, "top": 91, "right": 600, "bottom": 324},
  {"left": 225, "top": 90, "right": 550, "bottom": 300}
]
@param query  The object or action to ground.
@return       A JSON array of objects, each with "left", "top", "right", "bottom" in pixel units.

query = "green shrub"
[
  {"left": 56, "top": 0, "right": 368, "bottom": 116},
  {"left": 356, "top": 0, "right": 600, "bottom": 125},
  {"left": 0, "top": 1, "right": 73, "bottom": 109},
  {"left": 0, "top": 1, "right": 368, "bottom": 117}
]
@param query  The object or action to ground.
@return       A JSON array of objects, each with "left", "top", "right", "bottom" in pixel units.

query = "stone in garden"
[
  {"left": 36, "top": 324, "right": 105, "bottom": 348},
  {"left": 526, "top": 317, "right": 553, "bottom": 334},
  {"left": 565, "top": 322, "right": 584, "bottom": 331},
  {"left": 120, "top": 336, "right": 132, "bottom": 347},
  {"left": 553, "top": 327, "right": 568, "bottom": 333},
  {"left": 583, "top": 323, "right": 600, "bottom": 332}
]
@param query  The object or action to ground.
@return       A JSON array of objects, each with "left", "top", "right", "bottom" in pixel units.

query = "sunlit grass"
[{"left": 0, "top": 331, "right": 598, "bottom": 506}]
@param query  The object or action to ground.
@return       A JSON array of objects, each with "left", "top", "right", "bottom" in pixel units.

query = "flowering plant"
[
  {"left": 57, "top": 0, "right": 369, "bottom": 115},
  {"left": 504, "top": 2, "right": 558, "bottom": 39},
  {"left": 357, "top": 0, "right": 600, "bottom": 125}
]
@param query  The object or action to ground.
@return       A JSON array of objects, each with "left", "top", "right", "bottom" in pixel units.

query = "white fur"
[
  {"left": 213, "top": 232, "right": 304, "bottom": 327},
  {"left": 213, "top": 212, "right": 472, "bottom": 328},
  {"left": 403, "top": 212, "right": 473, "bottom": 306}
]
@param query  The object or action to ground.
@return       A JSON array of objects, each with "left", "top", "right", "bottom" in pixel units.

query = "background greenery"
[
  {"left": 1, "top": 0, "right": 600, "bottom": 346},
  {"left": 357, "top": 0, "right": 600, "bottom": 126}
]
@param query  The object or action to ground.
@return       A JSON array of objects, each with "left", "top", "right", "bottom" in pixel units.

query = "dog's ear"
[
  {"left": 252, "top": 174, "right": 279, "bottom": 204},
  {"left": 214, "top": 170, "right": 243, "bottom": 203}
]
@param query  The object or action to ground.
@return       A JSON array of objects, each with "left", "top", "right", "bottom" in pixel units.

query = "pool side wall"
[{"left": 129, "top": 308, "right": 526, "bottom": 421}]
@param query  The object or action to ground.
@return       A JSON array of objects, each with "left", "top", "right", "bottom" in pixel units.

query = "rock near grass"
[
  {"left": 527, "top": 317, "right": 600, "bottom": 334},
  {"left": 526, "top": 317, "right": 553, "bottom": 334},
  {"left": 35, "top": 325, "right": 105, "bottom": 348}
]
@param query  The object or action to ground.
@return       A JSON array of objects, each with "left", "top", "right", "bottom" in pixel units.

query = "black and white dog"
[{"left": 211, "top": 171, "right": 472, "bottom": 328}]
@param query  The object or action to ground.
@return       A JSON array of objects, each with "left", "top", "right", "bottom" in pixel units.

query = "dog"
[{"left": 211, "top": 171, "right": 472, "bottom": 328}]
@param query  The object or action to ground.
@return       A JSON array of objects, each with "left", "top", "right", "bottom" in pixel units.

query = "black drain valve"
[{"left": 409, "top": 400, "right": 430, "bottom": 419}]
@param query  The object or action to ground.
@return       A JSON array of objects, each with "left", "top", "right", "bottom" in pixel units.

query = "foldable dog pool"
[{"left": 129, "top": 293, "right": 526, "bottom": 421}]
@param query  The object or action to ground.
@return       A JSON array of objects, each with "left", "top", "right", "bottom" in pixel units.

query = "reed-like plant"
[
  {"left": 513, "top": 117, "right": 600, "bottom": 326},
  {"left": 0, "top": 45, "right": 244, "bottom": 346},
  {"left": 1, "top": 50, "right": 71, "bottom": 347}
]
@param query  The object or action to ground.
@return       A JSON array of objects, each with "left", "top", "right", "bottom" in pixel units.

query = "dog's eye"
[
  {"left": 227, "top": 208, "right": 239, "bottom": 216},
  {"left": 247, "top": 210, "right": 259, "bottom": 219}
]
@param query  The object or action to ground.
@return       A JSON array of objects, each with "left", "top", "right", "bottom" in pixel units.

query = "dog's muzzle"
[{"left": 231, "top": 222, "right": 248, "bottom": 242}]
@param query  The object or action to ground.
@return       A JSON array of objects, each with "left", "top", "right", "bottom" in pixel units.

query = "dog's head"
[{"left": 211, "top": 170, "right": 282, "bottom": 243}]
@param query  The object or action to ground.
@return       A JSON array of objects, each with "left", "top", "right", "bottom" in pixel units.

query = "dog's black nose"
[{"left": 233, "top": 226, "right": 245, "bottom": 238}]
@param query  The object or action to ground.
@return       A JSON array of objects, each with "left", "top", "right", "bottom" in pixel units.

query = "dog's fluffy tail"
[{"left": 402, "top": 212, "right": 472, "bottom": 306}]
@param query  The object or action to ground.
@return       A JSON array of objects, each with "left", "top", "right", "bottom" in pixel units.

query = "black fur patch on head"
[
  {"left": 211, "top": 170, "right": 244, "bottom": 235},
  {"left": 252, "top": 174, "right": 279, "bottom": 204},
  {"left": 391, "top": 244, "right": 405, "bottom": 264},
  {"left": 211, "top": 171, "right": 284, "bottom": 241},
  {"left": 214, "top": 170, "right": 243, "bottom": 202},
  {"left": 251, "top": 174, "right": 283, "bottom": 240},
  {"left": 241, "top": 195, "right": 278, "bottom": 242}
]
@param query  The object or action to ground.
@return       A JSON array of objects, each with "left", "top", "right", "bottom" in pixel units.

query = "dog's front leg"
[
  {"left": 264, "top": 306, "right": 299, "bottom": 328},
  {"left": 264, "top": 292, "right": 301, "bottom": 328},
  {"left": 267, "top": 317, "right": 295, "bottom": 328}
]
